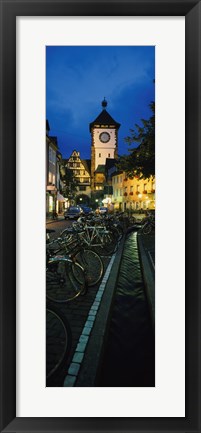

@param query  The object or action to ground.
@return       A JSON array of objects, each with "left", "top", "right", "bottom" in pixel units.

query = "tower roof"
[
  {"left": 94, "top": 164, "right": 106, "bottom": 174},
  {"left": 90, "top": 100, "right": 120, "bottom": 132}
]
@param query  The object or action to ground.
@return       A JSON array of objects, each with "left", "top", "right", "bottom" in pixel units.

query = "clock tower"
[{"left": 90, "top": 98, "right": 120, "bottom": 191}]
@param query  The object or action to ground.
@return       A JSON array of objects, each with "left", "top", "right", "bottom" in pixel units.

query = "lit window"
[{"left": 49, "top": 147, "right": 56, "bottom": 165}]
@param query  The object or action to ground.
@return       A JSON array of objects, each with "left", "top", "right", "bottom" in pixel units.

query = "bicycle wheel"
[
  {"left": 46, "top": 306, "right": 72, "bottom": 384},
  {"left": 46, "top": 257, "right": 85, "bottom": 302},
  {"left": 70, "top": 259, "right": 88, "bottom": 295},
  {"left": 109, "top": 226, "right": 122, "bottom": 242},
  {"left": 142, "top": 223, "right": 152, "bottom": 235},
  {"left": 114, "top": 224, "right": 124, "bottom": 241},
  {"left": 72, "top": 249, "right": 104, "bottom": 287},
  {"left": 103, "top": 232, "right": 118, "bottom": 255},
  {"left": 92, "top": 231, "right": 118, "bottom": 256}
]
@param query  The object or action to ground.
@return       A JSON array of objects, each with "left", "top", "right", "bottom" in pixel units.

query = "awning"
[
  {"left": 57, "top": 193, "right": 66, "bottom": 202},
  {"left": 47, "top": 185, "right": 57, "bottom": 192}
]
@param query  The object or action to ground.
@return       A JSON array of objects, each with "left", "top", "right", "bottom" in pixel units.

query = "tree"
[
  {"left": 118, "top": 102, "right": 155, "bottom": 180},
  {"left": 60, "top": 166, "right": 77, "bottom": 198}
]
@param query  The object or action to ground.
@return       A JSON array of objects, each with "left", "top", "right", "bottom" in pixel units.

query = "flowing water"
[{"left": 98, "top": 231, "right": 155, "bottom": 387}]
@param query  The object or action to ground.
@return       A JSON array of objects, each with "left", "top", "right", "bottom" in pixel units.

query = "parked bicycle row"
[
  {"left": 46, "top": 211, "right": 154, "bottom": 384},
  {"left": 46, "top": 212, "right": 128, "bottom": 384}
]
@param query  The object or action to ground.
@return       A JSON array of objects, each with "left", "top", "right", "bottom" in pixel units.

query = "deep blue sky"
[{"left": 46, "top": 46, "right": 155, "bottom": 160}]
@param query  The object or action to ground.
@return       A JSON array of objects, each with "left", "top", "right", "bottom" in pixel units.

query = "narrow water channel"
[{"left": 98, "top": 231, "right": 155, "bottom": 387}]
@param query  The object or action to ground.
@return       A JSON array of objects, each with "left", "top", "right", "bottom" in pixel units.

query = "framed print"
[{"left": 0, "top": 0, "right": 200, "bottom": 432}]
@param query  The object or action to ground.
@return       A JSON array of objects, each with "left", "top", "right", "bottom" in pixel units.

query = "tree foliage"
[
  {"left": 118, "top": 102, "right": 155, "bottom": 180},
  {"left": 60, "top": 167, "right": 78, "bottom": 198}
]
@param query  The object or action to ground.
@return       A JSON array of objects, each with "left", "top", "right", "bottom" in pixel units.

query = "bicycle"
[
  {"left": 52, "top": 211, "right": 58, "bottom": 220},
  {"left": 65, "top": 217, "right": 119, "bottom": 256},
  {"left": 46, "top": 303, "right": 72, "bottom": 385},
  {"left": 46, "top": 243, "right": 87, "bottom": 302},
  {"left": 59, "top": 230, "right": 104, "bottom": 286},
  {"left": 141, "top": 215, "right": 155, "bottom": 235}
]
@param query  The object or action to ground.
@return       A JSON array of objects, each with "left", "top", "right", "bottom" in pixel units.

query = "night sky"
[{"left": 46, "top": 46, "right": 155, "bottom": 160}]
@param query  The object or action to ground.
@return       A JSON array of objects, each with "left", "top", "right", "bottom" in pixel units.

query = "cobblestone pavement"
[{"left": 46, "top": 220, "right": 112, "bottom": 387}]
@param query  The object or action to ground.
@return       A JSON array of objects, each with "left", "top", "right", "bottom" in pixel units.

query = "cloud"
[
  {"left": 47, "top": 46, "right": 154, "bottom": 123},
  {"left": 46, "top": 46, "right": 155, "bottom": 158}
]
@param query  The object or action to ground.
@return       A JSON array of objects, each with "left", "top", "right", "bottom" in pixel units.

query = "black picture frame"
[{"left": 0, "top": 0, "right": 200, "bottom": 432}]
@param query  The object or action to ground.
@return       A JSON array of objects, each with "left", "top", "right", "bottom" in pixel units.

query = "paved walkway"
[
  {"left": 46, "top": 215, "right": 65, "bottom": 224},
  {"left": 47, "top": 252, "right": 112, "bottom": 387}
]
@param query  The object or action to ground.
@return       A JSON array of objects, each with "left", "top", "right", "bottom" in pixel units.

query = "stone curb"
[
  {"left": 74, "top": 235, "right": 126, "bottom": 387},
  {"left": 137, "top": 232, "right": 155, "bottom": 329},
  {"left": 46, "top": 217, "right": 65, "bottom": 224}
]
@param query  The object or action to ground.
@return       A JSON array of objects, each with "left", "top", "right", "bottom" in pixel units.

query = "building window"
[
  {"left": 49, "top": 195, "right": 54, "bottom": 212},
  {"left": 99, "top": 153, "right": 101, "bottom": 157},
  {"left": 108, "top": 153, "right": 110, "bottom": 157},
  {"left": 49, "top": 147, "right": 56, "bottom": 165}
]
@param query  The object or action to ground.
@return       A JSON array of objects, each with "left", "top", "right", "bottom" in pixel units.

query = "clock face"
[{"left": 99, "top": 132, "right": 110, "bottom": 143}]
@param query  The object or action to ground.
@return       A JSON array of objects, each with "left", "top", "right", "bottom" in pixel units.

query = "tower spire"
[{"left": 101, "top": 97, "right": 107, "bottom": 109}]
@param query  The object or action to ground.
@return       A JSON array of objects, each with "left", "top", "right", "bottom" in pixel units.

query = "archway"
[{"left": 75, "top": 194, "right": 90, "bottom": 206}]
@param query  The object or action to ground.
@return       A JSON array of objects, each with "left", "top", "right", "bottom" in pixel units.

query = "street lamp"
[{"left": 95, "top": 198, "right": 99, "bottom": 210}]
